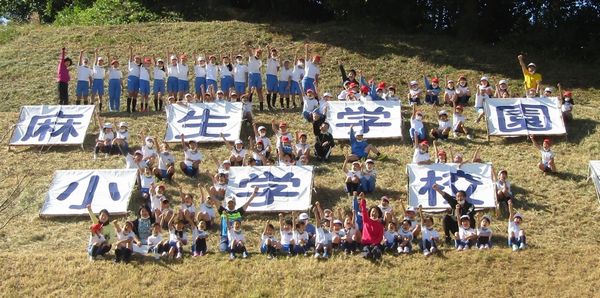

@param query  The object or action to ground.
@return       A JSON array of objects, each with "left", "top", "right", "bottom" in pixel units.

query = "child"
[
  {"left": 454, "top": 211, "right": 477, "bottom": 251},
  {"left": 219, "top": 54, "right": 234, "bottom": 97},
  {"left": 557, "top": 83, "right": 574, "bottom": 122},
  {"left": 361, "top": 159, "right": 377, "bottom": 193},
  {"left": 152, "top": 56, "right": 166, "bottom": 111},
  {"left": 113, "top": 220, "right": 141, "bottom": 263},
  {"left": 418, "top": 206, "right": 440, "bottom": 257},
  {"left": 126, "top": 46, "right": 141, "bottom": 113},
  {"left": 452, "top": 104, "right": 473, "bottom": 140},
  {"left": 76, "top": 50, "right": 92, "bottom": 105},
  {"left": 177, "top": 54, "right": 190, "bottom": 101},
  {"left": 246, "top": 46, "right": 265, "bottom": 111},
  {"left": 508, "top": 200, "right": 526, "bottom": 251},
  {"left": 271, "top": 120, "right": 294, "bottom": 150},
  {"left": 386, "top": 86, "right": 399, "bottom": 101},
  {"left": 57, "top": 47, "right": 72, "bottom": 105},
  {"left": 140, "top": 134, "right": 158, "bottom": 166},
  {"left": 168, "top": 215, "right": 188, "bottom": 259},
  {"left": 107, "top": 58, "right": 123, "bottom": 112},
  {"left": 154, "top": 142, "right": 175, "bottom": 182},
  {"left": 518, "top": 54, "right": 542, "bottom": 95},
  {"left": 278, "top": 213, "right": 296, "bottom": 256},
  {"left": 91, "top": 48, "right": 106, "bottom": 110},
  {"left": 424, "top": 76, "right": 441, "bottom": 105},
  {"left": 495, "top": 79, "right": 511, "bottom": 98},
  {"left": 382, "top": 221, "right": 399, "bottom": 254},
  {"left": 211, "top": 187, "right": 259, "bottom": 253},
  {"left": 313, "top": 201, "right": 333, "bottom": 259},
  {"left": 88, "top": 223, "right": 111, "bottom": 261},
  {"left": 359, "top": 85, "right": 373, "bottom": 101},
  {"left": 444, "top": 79, "right": 457, "bottom": 106},
  {"left": 221, "top": 133, "right": 246, "bottom": 166},
  {"left": 301, "top": 89, "right": 320, "bottom": 122},
  {"left": 410, "top": 105, "right": 426, "bottom": 143},
  {"left": 343, "top": 159, "right": 362, "bottom": 194},
  {"left": 196, "top": 186, "right": 217, "bottom": 229},
  {"left": 111, "top": 121, "right": 129, "bottom": 156},
  {"left": 430, "top": 110, "right": 451, "bottom": 140},
  {"left": 340, "top": 211, "right": 358, "bottom": 254},
  {"left": 228, "top": 220, "right": 249, "bottom": 260},
  {"left": 314, "top": 122, "right": 335, "bottom": 162},
  {"left": 290, "top": 52, "right": 304, "bottom": 108},
  {"left": 138, "top": 57, "right": 152, "bottom": 112},
  {"left": 94, "top": 115, "right": 114, "bottom": 159},
  {"left": 295, "top": 132, "right": 310, "bottom": 161},
  {"left": 398, "top": 200, "right": 421, "bottom": 238},
  {"left": 177, "top": 186, "right": 196, "bottom": 224},
  {"left": 191, "top": 220, "right": 209, "bottom": 257},
  {"left": 359, "top": 192, "right": 385, "bottom": 261},
  {"left": 278, "top": 59, "right": 293, "bottom": 109},
  {"left": 179, "top": 134, "right": 203, "bottom": 177},
  {"left": 476, "top": 213, "right": 492, "bottom": 249},
  {"left": 233, "top": 54, "right": 248, "bottom": 96},
  {"left": 345, "top": 125, "right": 383, "bottom": 162},
  {"left": 455, "top": 75, "right": 471, "bottom": 105},
  {"left": 293, "top": 214, "right": 310, "bottom": 256},
  {"left": 205, "top": 55, "right": 218, "bottom": 93},
  {"left": 86, "top": 204, "right": 116, "bottom": 245},
  {"left": 412, "top": 139, "right": 431, "bottom": 165},
  {"left": 165, "top": 52, "right": 179, "bottom": 99},
  {"left": 302, "top": 44, "right": 320, "bottom": 95},
  {"left": 397, "top": 219, "right": 414, "bottom": 254},
  {"left": 531, "top": 135, "right": 556, "bottom": 174},
  {"left": 261, "top": 222, "right": 281, "bottom": 259},
  {"left": 139, "top": 167, "right": 155, "bottom": 201},
  {"left": 407, "top": 80, "right": 422, "bottom": 105},
  {"left": 147, "top": 223, "right": 168, "bottom": 259},
  {"left": 241, "top": 92, "right": 254, "bottom": 123},
  {"left": 265, "top": 46, "right": 280, "bottom": 110},
  {"left": 475, "top": 76, "right": 493, "bottom": 123},
  {"left": 495, "top": 169, "right": 513, "bottom": 205}
]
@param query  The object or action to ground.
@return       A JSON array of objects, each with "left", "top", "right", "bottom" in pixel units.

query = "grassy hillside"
[{"left": 0, "top": 21, "right": 599, "bottom": 296}]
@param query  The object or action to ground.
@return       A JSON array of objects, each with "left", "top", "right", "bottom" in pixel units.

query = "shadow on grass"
[{"left": 565, "top": 118, "right": 599, "bottom": 144}]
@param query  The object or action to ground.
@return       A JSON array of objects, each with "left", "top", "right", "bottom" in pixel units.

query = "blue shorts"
[
  {"left": 281, "top": 244, "right": 292, "bottom": 253},
  {"left": 76, "top": 80, "right": 89, "bottom": 97},
  {"left": 140, "top": 187, "right": 149, "bottom": 197},
  {"left": 266, "top": 74, "right": 278, "bottom": 92},
  {"left": 183, "top": 165, "right": 198, "bottom": 177},
  {"left": 290, "top": 81, "right": 301, "bottom": 95},
  {"left": 92, "top": 79, "right": 104, "bottom": 95},
  {"left": 178, "top": 79, "right": 189, "bottom": 93},
  {"left": 127, "top": 75, "right": 139, "bottom": 93},
  {"left": 168, "top": 240, "right": 181, "bottom": 251},
  {"left": 159, "top": 169, "right": 169, "bottom": 179},
  {"left": 139, "top": 79, "right": 150, "bottom": 96},
  {"left": 167, "top": 76, "right": 178, "bottom": 93},
  {"left": 260, "top": 244, "right": 268, "bottom": 254},
  {"left": 302, "top": 77, "right": 315, "bottom": 92},
  {"left": 278, "top": 81, "right": 290, "bottom": 95},
  {"left": 153, "top": 79, "right": 165, "bottom": 94},
  {"left": 195, "top": 77, "right": 207, "bottom": 94},
  {"left": 221, "top": 75, "right": 233, "bottom": 92},
  {"left": 206, "top": 79, "right": 218, "bottom": 92},
  {"left": 249, "top": 73, "right": 262, "bottom": 89},
  {"left": 234, "top": 81, "right": 246, "bottom": 95}
]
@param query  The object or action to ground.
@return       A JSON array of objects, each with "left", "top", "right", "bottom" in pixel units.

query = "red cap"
[
  {"left": 349, "top": 90, "right": 357, "bottom": 94},
  {"left": 281, "top": 136, "right": 290, "bottom": 142},
  {"left": 110, "top": 60, "right": 119, "bottom": 65},
  {"left": 349, "top": 82, "right": 358, "bottom": 88},
  {"left": 431, "top": 77, "right": 440, "bottom": 84},
  {"left": 376, "top": 82, "right": 386, "bottom": 90},
  {"left": 90, "top": 223, "right": 103, "bottom": 234},
  {"left": 143, "top": 57, "right": 151, "bottom": 63},
  {"left": 306, "top": 89, "right": 314, "bottom": 94},
  {"left": 563, "top": 91, "right": 572, "bottom": 97},
  {"left": 313, "top": 55, "right": 321, "bottom": 62},
  {"left": 360, "top": 86, "right": 369, "bottom": 93},
  {"left": 543, "top": 138, "right": 551, "bottom": 144},
  {"left": 438, "top": 150, "right": 447, "bottom": 156},
  {"left": 459, "top": 75, "right": 467, "bottom": 80},
  {"left": 420, "top": 140, "right": 429, "bottom": 146},
  {"left": 456, "top": 105, "right": 464, "bottom": 110},
  {"left": 256, "top": 140, "right": 264, "bottom": 144}
]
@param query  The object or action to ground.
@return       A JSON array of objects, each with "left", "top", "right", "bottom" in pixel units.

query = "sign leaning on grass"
[
  {"left": 10, "top": 105, "right": 95, "bottom": 146},
  {"left": 327, "top": 101, "right": 402, "bottom": 139},
  {"left": 164, "top": 102, "right": 243, "bottom": 143},
  {"left": 225, "top": 165, "right": 314, "bottom": 212},
  {"left": 40, "top": 169, "right": 138, "bottom": 217},
  {"left": 484, "top": 97, "right": 566, "bottom": 136},
  {"left": 589, "top": 161, "right": 600, "bottom": 203},
  {"left": 407, "top": 163, "right": 496, "bottom": 210}
]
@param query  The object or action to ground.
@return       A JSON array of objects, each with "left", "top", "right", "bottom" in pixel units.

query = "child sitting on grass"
[
  {"left": 418, "top": 206, "right": 440, "bottom": 257},
  {"left": 397, "top": 219, "right": 414, "bottom": 254},
  {"left": 313, "top": 201, "right": 333, "bottom": 260},
  {"left": 508, "top": 200, "right": 527, "bottom": 251},
  {"left": 279, "top": 213, "right": 296, "bottom": 256},
  {"left": 359, "top": 192, "right": 385, "bottom": 261},
  {"left": 167, "top": 215, "right": 188, "bottom": 260},
  {"left": 343, "top": 158, "right": 362, "bottom": 194},
  {"left": 452, "top": 104, "right": 473, "bottom": 140},
  {"left": 476, "top": 213, "right": 492, "bottom": 249},
  {"left": 455, "top": 212, "right": 477, "bottom": 251},
  {"left": 382, "top": 221, "right": 399, "bottom": 254},
  {"left": 191, "top": 220, "right": 209, "bottom": 257},
  {"left": 147, "top": 223, "right": 168, "bottom": 260},
  {"left": 261, "top": 221, "right": 281, "bottom": 259},
  {"left": 228, "top": 219, "right": 249, "bottom": 260},
  {"left": 113, "top": 220, "right": 141, "bottom": 263},
  {"left": 531, "top": 135, "right": 556, "bottom": 175},
  {"left": 88, "top": 223, "right": 111, "bottom": 261},
  {"left": 345, "top": 125, "right": 384, "bottom": 162}
]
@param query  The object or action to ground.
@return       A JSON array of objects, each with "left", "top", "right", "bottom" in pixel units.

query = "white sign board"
[
  {"left": 407, "top": 163, "right": 496, "bottom": 210},
  {"left": 590, "top": 161, "right": 600, "bottom": 203},
  {"left": 484, "top": 97, "right": 566, "bottom": 136},
  {"left": 41, "top": 169, "right": 138, "bottom": 217},
  {"left": 327, "top": 101, "right": 402, "bottom": 139},
  {"left": 10, "top": 105, "right": 95, "bottom": 145},
  {"left": 225, "top": 166, "right": 314, "bottom": 212},
  {"left": 164, "top": 102, "right": 243, "bottom": 143}
]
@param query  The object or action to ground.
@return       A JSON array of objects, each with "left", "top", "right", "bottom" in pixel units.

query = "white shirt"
[
  {"left": 147, "top": 234, "right": 163, "bottom": 247},
  {"left": 409, "top": 88, "right": 421, "bottom": 99},
  {"left": 411, "top": 118, "right": 424, "bottom": 130},
  {"left": 422, "top": 227, "right": 439, "bottom": 242},
  {"left": 508, "top": 221, "right": 521, "bottom": 238},
  {"left": 139, "top": 174, "right": 154, "bottom": 189},
  {"left": 243, "top": 100, "right": 252, "bottom": 113},
  {"left": 154, "top": 67, "right": 166, "bottom": 81},
  {"left": 181, "top": 203, "right": 196, "bottom": 214},
  {"left": 192, "top": 227, "right": 208, "bottom": 240},
  {"left": 398, "top": 228, "right": 413, "bottom": 242},
  {"left": 125, "top": 154, "right": 147, "bottom": 169},
  {"left": 176, "top": 64, "right": 189, "bottom": 81},
  {"left": 248, "top": 56, "right": 262, "bottom": 74},
  {"left": 363, "top": 168, "right": 377, "bottom": 178},
  {"left": 293, "top": 230, "right": 309, "bottom": 245},
  {"left": 199, "top": 203, "right": 216, "bottom": 220},
  {"left": 139, "top": 66, "right": 150, "bottom": 81},
  {"left": 256, "top": 135, "right": 272, "bottom": 150},
  {"left": 303, "top": 97, "right": 319, "bottom": 113},
  {"left": 115, "top": 130, "right": 128, "bottom": 141},
  {"left": 540, "top": 149, "right": 555, "bottom": 164},
  {"left": 496, "top": 179, "right": 512, "bottom": 195},
  {"left": 303, "top": 61, "right": 319, "bottom": 79},
  {"left": 279, "top": 68, "right": 292, "bottom": 82},
  {"left": 383, "top": 230, "right": 398, "bottom": 244},
  {"left": 169, "top": 229, "right": 188, "bottom": 242},
  {"left": 291, "top": 66, "right": 303, "bottom": 82},
  {"left": 206, "top": 64, "right": 217, "bottom": 80},
  {"left": 456, "top": 84, "right": 470, "bottom": 96},
  {"left": 149, "top": 192, "right": 165, "bottom": 212},
  {"left": 141, "top": 145, "right": 157, "bottom": 160},
  {"left": 275, "top": 131, "right": 293, "bottom": 148},
  {"left": 231, "top": 148, "right": 247, "bottom": 158},
  {"left": 347, "top": 170, "right": 362, "bottom": 179},
  {"left": 194, "top": 65, "right": 207, "bottom": 78},
  {"left": 157, "top": 152, "right": 175, "bottom": 170},
  {"left": 184, "top": 149, "right": 203, "bottom": 166},
  {"left": 219, "top": 64, "right": 232, "bottom": 78},
  {"left": 108, "top": 68, "right": 122, "bottom": 80},
  {"left": 261, "top": 233, "right": 278, "bottom": 246},
  {"left": 453, "top": 112, "right": 466, "bottom": 129},
  {"left": 128, "top": 61, "right": 140, "bottom": 77},
  {"left": 318, "top": 99, "right": 329, "bottom": 115},
  {"left": 477, "top": 226, "right": 492, "bottom": 237},
  {"left": 77, "top": 66, "right": 92, "bottom": 81},
  {"left": 92, "top": 65, "right": 105, "bottom": 80},
  {"left": 412, "top": 148, "right": 430, "bottom": 164},
  {"left": 562, "top": 102, "right": 573, "bottom": 112},
  {"left": 228, "top": 230, "right": 245, "bottom": 246},
  {"left": 280, "top": 229, "right": 294, "bottom": 245},
  {"left": 438, "top": 120, "right": 451, "bottom": 130},
  {"left": 88, "top": 233, "right": 106, "bottom": 246},
  {"left": 117, "top": 230, "right": 136, "bottom": 242},
  {"left": 167, "top": 64, "right": 179, "bottom": 78},
  {"left": 360, "top": 94, "right": 373, "bottom": 101},
  {"left": 295, "top": 143, "right": 310, "bottom": 156},
  {"left": 458, "top": 226, "right": 476, "bottom": 240},
  {"left": 315, "top": 227, "right": 332, "bottom": 245},
  {"left": 98, "top": 130, "right": 114, "bottom": 142},
  {"left": 233, "top": 64, "right": 247, "bottom": 82},
  {"left": 266, "top": 58, "right": 279, "bottom": 76}
]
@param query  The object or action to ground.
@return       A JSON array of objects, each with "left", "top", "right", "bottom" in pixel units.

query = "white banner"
[
  {"left": 484, "top": 97, "right": 566, "bottom": 136},
  {"left": 164, "top": 102, "right": 243, "bottom": 143},
  {"left": 590, "top": 161, "right": 600, "bottom": 203},
  {"left": 225, "top": 166, "right": 314, "bottom": 212},
  {"left": 327, "top": 101, "right": 402, "bottom": 139},
  {"left": 41, "top": 169, "right": 138, "bottom": 217},
  {"left": 407, "top": 163, "right": 496, "bottom": 210},
  {"left": 10, "top": 105, "right": 95, "bottom": 146}
]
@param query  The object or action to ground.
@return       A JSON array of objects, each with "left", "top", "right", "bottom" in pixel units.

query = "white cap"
[
  {"left": 460, "top": 214, "right": 470, "bottom": 220},
  {"left": 333, "top": 219, "right": 343, "bottom": 225},
  {"left": 406, "top": 206, "right": 416, "bottom": 213},
  {"left": 480, "top": 76, "right": 489, "bottom": 81},
  {"left": 234, "top": 139, "right": 243, "bottom": 145},
  {"left": 438, "top": 110, "right": 448, "bottom": 116},
  {"left": 145, "top": 136, "right": 153, "bottom": 142},
  {"left": 365, "top": 159, "right": 374, "bottom": 164},
  {"left": 323, "top": 92, "right": 332, "bottom": 98},
  {"left": 447, "top": 79, "right": 454, "bottom": 83},
  {"left": 298, "top": 213, "right": 309, "bottom": 220},
  {"left": 544, "top": 87, "right": 552, "bottom": 93},
  {"left": 226, "top": 196, "right": 236, "bottom": 203},
  {"left": 222, "top": 160, "right": 231, "bottom": 164},
  {"left": 97, "top": 56, "right": 104, "bottom": 61},
  {"left": 410, "top": 80, "right": 418, "bottom": 85},
  {"left": 157, "top": 58, "right": 164, "bottom": 63},
  {"left": 216, "top": 89, "right": 224, "bottom": 94},
  {"left": 514, "top": 212, "right": 523, "bottom": 219},
  {"left": 352, "top": 161, "right": 361, "bottom": 165},
  {"left": 197, "top": 56, "right": 205, "bottom": 61},
  {"left": 103, "top": 123, "right": 113, "bottom": 129},
  {"left": 118, "top": 121, "right": 128, "bottom": 128},
  {"left": 257, "top": 126, "right": 266, "bottom": 131},
  {"left": 527, "top": 62, "right": 536, "bottom": 68},
  {"left": 499, "top": 79, "right": 507, "bottom": 85},
  {"left": 170, "top": 55, "right": 177, "bottom": 60}
]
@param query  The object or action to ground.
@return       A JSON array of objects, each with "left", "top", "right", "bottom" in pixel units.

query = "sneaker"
[
  {"left": 403, "top": 247, "right": 410, "bottom": 254},
  {"left": 161, "top": 252, "right": 167, "bottom": 257},
  {"left": 304, "top": 252, "right": 309, "bottom": 257},
  {"left": 192, "top": 252, "right": 199, "bottom": 257},
  {"left": 484, "top": 244, "right": 490, "bottom": 249},
  {"left": 89, "top": 255, "right": 95, "bottom": 262},
  {"left": 314, "top": 252, "right": 321, "bottom": 259},
  {"left": 430, "top": 247, "right": 438, "bottom": 254},
  {"left": 479, "top": 245, "right": 484, "bottom": 250},
  {"left": 93, "top": 154, "right": 97, "bottom": 160},
  {"left": 512, "top": 244, "right": 519, "bottom": 252},
  {"left": 267, "top": 254, "right": 273, "bottom": 260},
  {"left": 176, "top": 252, "right": 182, "bottom": 259},
  {"left": 376, "top": 154, "right": 387, "bottom": 161},
  {"left": 423, "top": 250, "right": 431, "bottom": 257},
  {"left": 242, "top": 251, "right": 248, "bottom": 259},
  {"left": 104, "top": 153, "right": 109, "bottom": 158},
  {"left": 519, "top": 243, "right": 526, "bottom": 250},
  {"left": 397, "top": 247, "right": 403, "bottom": 254},
  {"left": 452, "top": 132, "right": 457, "bottom": 138},
  {"left": 466, "top": 134, "right": 473, "bottom": 140},
  {"left": 322, "top": 253, "right": 329, "bottom": 259},
  {"left": 198, "top": 251, "right": 204, "bottom": 257},
  {"left": 457, "top": 245, "right": 464, "bottom": 251},
  {"left": 229, "top": 253, "right": 236, "bottom": 260}
]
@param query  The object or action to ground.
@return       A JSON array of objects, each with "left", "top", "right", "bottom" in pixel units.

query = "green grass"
[{"left": 0, "top": 21, "right": 600, "bottom": 296}]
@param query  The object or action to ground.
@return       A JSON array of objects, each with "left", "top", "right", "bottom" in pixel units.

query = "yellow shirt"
[{"left": 523, "top": 71, "right": 542, "bottom": 90}]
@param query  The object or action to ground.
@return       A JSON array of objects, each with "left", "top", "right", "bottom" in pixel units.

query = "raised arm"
[
  {"left": 471, "top": 146, "right": 481, "bottom": 163},
  {"left": 129, "top": 45, "right": 134, "bottom": 62},
  {"left": 79, "top": 50, "right": 84, "bottom": 66},
  {"left": 180, "top": 133, "right": 187, "bottom": 150},
  {"left": 418, "top": 205, "right": 424, "bottom": 226},
  {"left": 221, "top": 132, "right": 232, "bottom": 150},
  {"left": 508, "top": 199, "right": 515, "bottom": 220},
  {"left": 112, "top": 220, "right": 122, "bottom": 234},
  {"left": 304, "top": 44, "right": 309, "bottom": 62},
  {"left": 94, "top": 48, "right": 99, "bottom": 66},
  {"left": 241, "top": 186, "right": 260, "bottom": 211},
  {"left": 530, "top": 134, "right": 541, "bottom": 150},
  {"left": 557, "top": 83, "right": 564, "bottom": 104},
  {"left": 517, "top": 54, "right": 527, "bottom": 74},
  {"left": 278, "top": 213, "right": 284, "bottom": 231},
  {"left": 313, "top": 202, "right": 322, "bottom": 224},
  {"left": 87, "top": 204, "right": 99, "bottom": 224}
]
